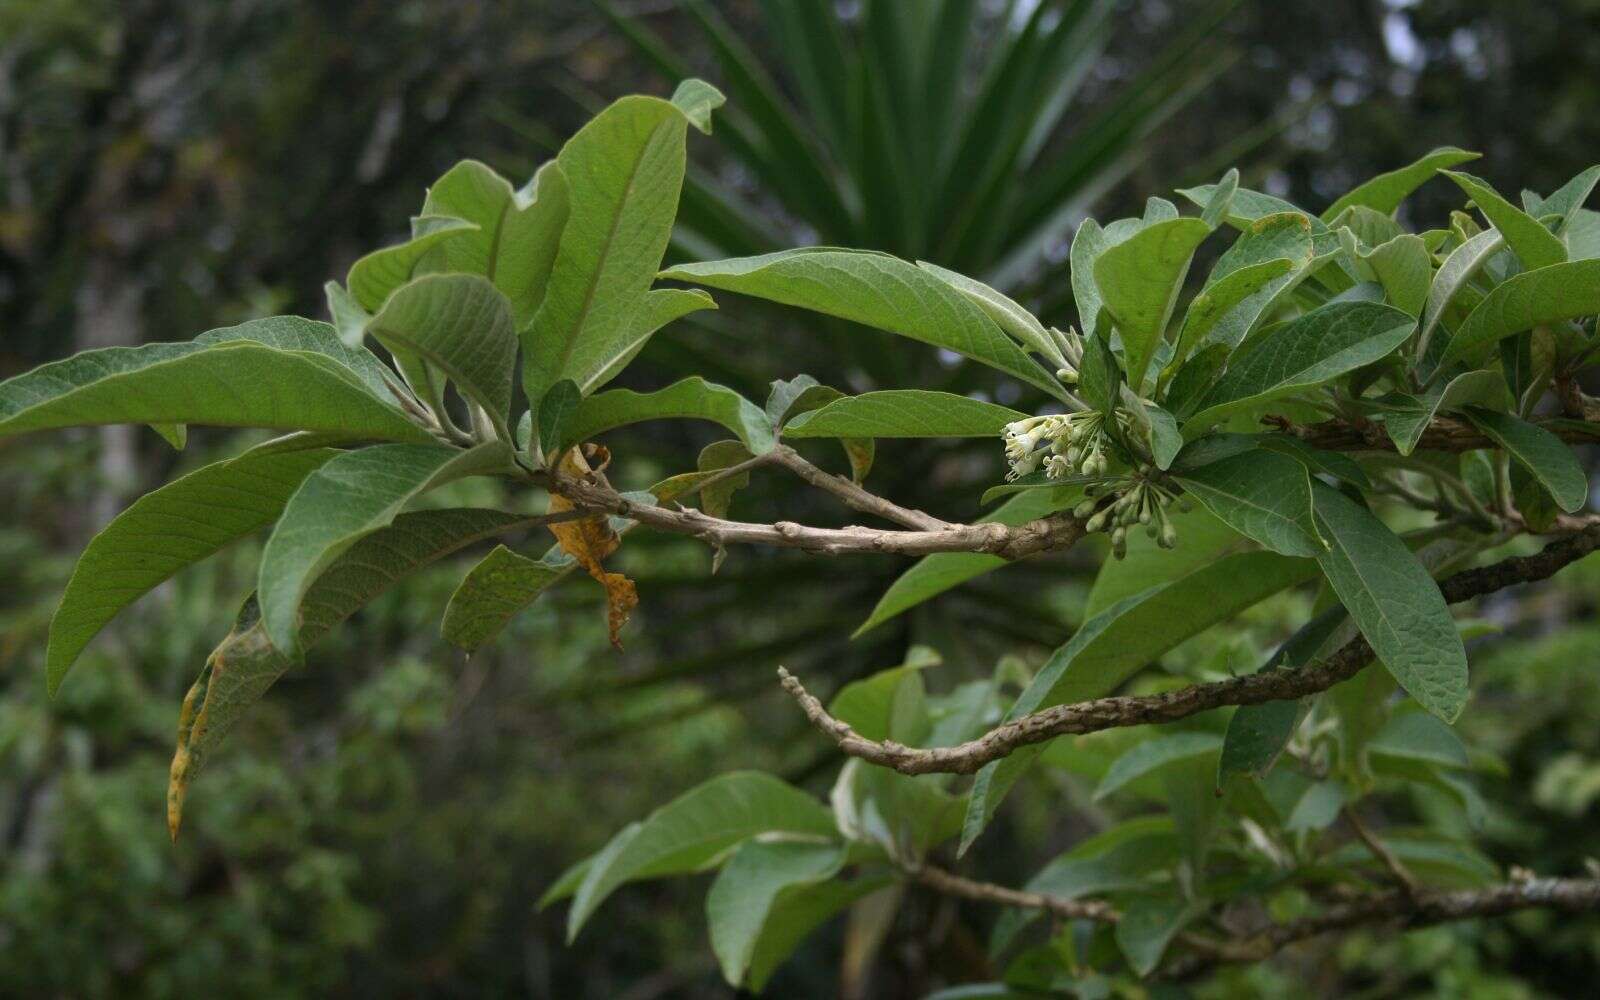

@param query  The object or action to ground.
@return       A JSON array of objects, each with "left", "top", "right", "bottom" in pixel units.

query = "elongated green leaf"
[
  {"left": 706, "top": 840, "right": 846, "bottom": 989},
  {"left": 1443, "top": 170, "right": 1566, "bottom": 271},
  {"left": 1437, "top": 259, "right": 1600, "bottom": 368},
  {"left": 47, "top": 447, "right": 337, "bottom": 695},
  {"left": 960, "top": 549, "right": 1318, "bottom": 853},
  {"left": 1380, "top": 370, "right": 1504, "bottom": 455},
  {"left": 856, "top": 487, "right": 1082, "bottom": 636},
  {"left": 660, "top": 248, "right": 1064, "bottom": 398},
  {"left": 1085, "top": 506, "right": 1242, "bottom": 618},
  {"left": 1173, "top": 258, "right": 1296, "bottom": 365},
  {"left": 1532, "top": 164, "right": 1600, "bottom": 232},
  {"left": 169, "top": 507, "right": 533, "bottom": 832},
  {"left": 917, "top": 261, "right": 1064, "bottom": 365},
  {"left": 1311, "top": 483, "right": 1467, "bottom": 721},
  {"left": 1323, "top": 148, "right": 1479, "bottom": 220},
  {"left": 1184, "top": 301, "right": 1415, "bottom": 429},
  {"left": 1218, "top": 605, "right": 1349, "bottom": 782},
  {"left": 1071, "top": 217, "right": 1111, "bottom": 340},
  {"left": 1177, "top": 184, "right": 1312, "bottom": 230},
  {"left": 581, "top": 287, "right": 719, "bottom": 395},
  {"left": 1417, "top": 229, "right": 1502, "bottom": 362},
  {"left": 1362, "top": 234, "right": 1432, "bottom": 317},
  {"left": 367, "top": 273, "right": 518, "bottom": 430},
  {"left": 347, "top": 216, "right": 480, "bottom": 311},
  {"left": 258, "top": 442, "right": 508, "bottom": 653},
  {"left": 441, "top": 544, "right": 574, "bottom": 652},
  {"left": 1254, "top": 434, "right": 1372, "bottom": 489},
  {"left": 784, "top": 391, "right": 1025, "bottom": 438},
  {"left": 561, "top": 376, "right": 776, "bottom": 454},
  {"left": 1095, "top": 732, "right": 1222, "bottom": 800},
  {"left": 0, "top": 343, "right": 429, "bottom": 444},
  {"left": 1174, "top": 448, "right": 1325, "bottom": 557},
  {"left": 1094, "top": 217, "right": 1212, "bottom": 390},
  {"left": 525, "top": 91, "right": 704, "bottom": 403},
  {"left": 1370, "top": 709, "right": 1470, "bottom": 770},
  {"left": 566, "top": 771, "right": 835, "bottom": 940},
  {"left": 1117, "top": 896, "right": 1203, "bottom": 977},
  {"left": 536, "top": 379, "right": 581, "bottom": 462},
  {"left": 1463, "top": 406, "right": 1588, "bottom": 512}
]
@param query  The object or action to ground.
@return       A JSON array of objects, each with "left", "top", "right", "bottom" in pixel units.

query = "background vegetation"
[{"left": 2, "top": 1, "right": 1597, "bottom": 995}]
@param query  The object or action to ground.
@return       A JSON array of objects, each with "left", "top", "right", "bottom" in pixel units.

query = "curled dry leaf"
[{"left": 548, "top": 446, "right": 638, "bottom": 649}]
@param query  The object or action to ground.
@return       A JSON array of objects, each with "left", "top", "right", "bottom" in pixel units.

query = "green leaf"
[
  {"left": 1442, "top": 170, "right": 1566, "bottom": 271},
  {"left": 1378, "top": 370, "right": 1504, "bottom": 456},
  {"left": 581, "top": 287, "right": 719, "bottom": 396},
  {"left": 960, "top": 548, "right": 1317, "bottom": 853},
  {"left": 1145, "top": 403, "right": 1183, "bottom": 470},
  {"left": 741, "top": 877, "right": 892, "bottom": 993},
  {"left": 1183, "top": 301, "right": 1415, "bottom": 430},
  {"left": 1085, "top": 506, "right": 1243, "bottom": 619},
  {"left": 669, "top": 77, "right": 726, "bottom": 134},
  {"left": 1173, "top": 258, "right": 1296, "bottom": 365},
  {"left": 0, "top": 320, "right": 432, "bottom": 444},
  {"left": 1257, "top": 434, "right": 1373, "bottom": 490},
  {"left": 258, "top": 442, "right": 509, "bottom": 654},
  {"left": 1200, "top": 168, "right": 1240, "bottom": 229},
  {"left": 661, "top": 248, "right": 1064, "bottom": 398},
  {"left": 1331, "top": 205, "right": 1404, "bottom": 248},
  {"left": 525, "top": 93, "right": 700, "bottom": 403},
  {"left": 706, "top": 840, "right": 847, "bottom": 989},
  {"left": 346, "top": 215, "right": 480, "bottom": 312},
  {"left": 1218, "top": 607, "right": 1349, "bottom": 782},
  {"left": 1116, "top": 895, "right": 1202, "bottom": 977},
  {"left": 1369, "top": 710, "right": 1470, "bottom": 770},
  {"left": 1177, "top": 184, "right": 1311, "bottom": 230},
  {"left": 1531, "top": 164, "right": 1600, "bottom": 232},
  {"left": 1094, "top": 217, "right": 1213, "bottom": 391},
  {"left": 1174, "top": 448, "right": 1324, "bottom": 557},
  {"left": 1070, "top": 217, "right": 1111, "bottom": 340},
  {"left": 561, "top": 376, "right": 776, "bottom": 454},
  {"left": 565, "top": 771, "right": 836, "bottom": 940},
  {"left": 440, "top": 544, "right": 574, "bottom": 652},
  {"left": 1285, "top": 779, "right": 1347, "bottom": 832},
  {"left": 1437, "top": 259, "right": 1600, "bottom": 368},
  {"left": 1462, "top": 406, "right": 1588, "bottom": 513},
  {"left": 917, "top": 261, "right": 1063, "bottom": 365},
  {"left": 536, "top": 379, "right": 581, "bottom": 462},
  {"left": 421, "top": 159, "right": 575, "bottom": 330},
  {"left": 828, "top": 651, "right": 939, "bottom": 743},
  {"left": 367, "top": 273, "right": 518, "bottom": 432},
  {"left": 856, "top": 487, "right": 1082, "bottom": 636},
  {"left": 1417, "top": 229, "right": 1502, "bottom": 362},
  {"left": 1310, "top": 483, "right": 1467, "bottom": 721},
  {"left": 1361, "top": 234, "right": 1432, "bottom": 318},
  {"left": 1076, "top": 331, "right": 1121, "bottom": 415},
  {"left": 1323, "top": 147, "right": 1479, "bottom": 220},
  {"left": 783, "top": 391, "right": 1025, "bottom": 439},
  {"left": 169, "top": 508, "right": 533, "bottom": 830},
  {"left": 46, "top": 447, "right": 337, "bottom": 695},
  {"left": 1094, "top": 732, "right": 1223, "bottom": 800}
]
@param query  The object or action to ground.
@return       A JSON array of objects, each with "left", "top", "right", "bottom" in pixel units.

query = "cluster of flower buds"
[
  {"left": 1072, "top": 475, "right": 1184, "bottom": 558},
  {"left": 1002, "top": 408, "right": 1130, "bottom": 482}
]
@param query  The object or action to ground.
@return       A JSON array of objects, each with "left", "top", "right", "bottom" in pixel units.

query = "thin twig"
[
  {"left": 1344, "top": 806, "right": 1419, "bottom": 898},
  {"left": 768, "top": 444, "right": 951, "bottom": 531},
  {"left": 780, "top": 524, "right": 1600, "bottom": 775}
]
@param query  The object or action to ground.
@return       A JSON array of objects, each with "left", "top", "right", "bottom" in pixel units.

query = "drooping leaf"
[
  {"left": 545, "top": 448, "right": 641, "bottom": 648},
  {"left": 706, "top": 840, "right": 847, "bottom": 989},
  {"left": 1257, "top": 434, "right": 1373, "bottom": 490},
  {"left": 524, "top": 89, "right": 709, "bottom": 403},
  {"left": 1093, "top": 217, "right": 1213, "bottom": 391},
  {"left": 1183, "top": 301, "right": 1415, "bottom": 430},
  {"left": 784, "top": 391, "right": 1026, "bottom": 439},
  {"left": 1173, "top": 448, "right": 1325, "bottom": 557},
  {"left": 856, "top": 487, "right": 1083, "bottom": 636},
  {"left": 46, "top": 447, "right": 337, "bottom": 695},
  {"left": 742, "top": 877, "right": 893, "bottom": 993},
  {"left": 1076, "top": 331, "right": 1121, "bottom": 414},
  {"left": 1442, "top": 170, "right": 1566, "bottom": 271},
  {"left": 565, "top": 771, "right": 836, "bottom": 940},
  {"left": 1145, "top": 403, "right": 1183, "bottom": 470},
  {"left": 1370, "top": 709, "right": 1471, "bottom": 770},
  {"left": 1437, "top": 259, "right": 1600, "bottom": 368},
  {"left": 1378, "top": 370, "right": 1504, "bottom": 456},
  {"left": 1310, "top": 483, "right": 1467, "bottom": 722},
  {"left": 1176, "top": 184, "right": 1312, "bottom": 230},
  {"left": 1463, "top": 406, "right": 1588, "bottom": 513},
  {"left": 257, "top": 442, "right": 509, "bottom": 654},
  {"left": 917, "top": 261, "right": 1064, "bottom": 365},
  {"left": 580, "top": 287, "right": 720, "bottom": 396},
  {"left": 441, "top": 544, "right": 574, "bottom": 652},
  {"left": 367, "top": 273, "right": 519, "bottom": 432},
  {"left": 660, "top": 248, "right": 1065, "bottom": 398},
  {"left": 1284, "top": 779, "right": 1347, "bottom": 832},
  {"left": 0, "top": 322, "right": 432, "bottom": 444},
  {"left": 168, "top": 508, "right": 532, "bottom": 837},
  {"left": 1322, "top": 147, "right": 1479, "bottom": 220},
  {"left": 561, "top": 376, "right": 777, "bottom": 454}
]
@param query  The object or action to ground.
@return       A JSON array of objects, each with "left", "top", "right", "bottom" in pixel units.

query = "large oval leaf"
[
  {"left": 783, "top": 390, "right": 1025, "bottom": 438},
  {"left": 561, "top": 376, "right": 776, "bottom": 454},
  {"left": 660, "top": 248, "right": 1065, "bottom": 398}
]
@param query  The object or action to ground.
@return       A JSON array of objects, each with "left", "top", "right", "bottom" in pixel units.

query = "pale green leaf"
[
  {"left": 1417, "top": 229, "right": 1502, "bottom": 362},
  {"left": 784, "top": 390, "right": 1025, "bottom": 439},
  {"left": 1323, "top": 147, "right": 1479, "bottom": 220},
  {"left": 1094, "top": 217, "right": 1213, "bottom": 390},
  {"left": 1443, "top": 170, "right": 1566, "bottom": 271},
  {"left": 1173, "top": 258, "right": 1296, "bottom": 365},
  {"left": 1362, "top": 233, "right": 1432, "bottom": 317},
  {"left": 1370, "top": 710, "right": 1470, "bottom": 769},
  {"left": 669, "top": 77, "right": 726, "bottom": 134},
  {"left": 1070, "top": 217, "right": 1110, "bottom": 340},
  {"left": 1438, "top": 259, "right": 1600, "bottom": 368},
  {"left": 1285, "top": 779, "right": 1347, "bottom": 831},
  {"left": 561, "top": 376, "right": 776, "bottom": 454},
  {"left": 1378, "top": 370, "right": 1504, "bottom": 456},
  {"left": 258, "top": 442, "right": 509, "bottom": 653},
  {"left": 346, "top": 215, "right": 480, "bottom": 312},
  {"left": 917, "top": 261, "right": 1064, "bottom": 366},
  {"left": 566, "top": 771, "right": 836, "bottom": 940},
  {"left": 661, "top": 248, "right": 1064, "bottom": 398},
  {"left": 1174, "top": 448, "right": 1325, "bottom": 557},
  {"left": 579, "top": 287, "right": 719, "bottom": 395},
  {"left": 1116, "top": 896, "right": 1203, "bottom": 977},
  {"left": 706, "top": 840, "right": 845, "bottom": 988},
  {"left": 536, "top": 379, "right": 581, "bottom": 462},
  {"left": 1094, "top": 732, "right": 1223, "bottom": 800},
  {"left": 1463, "top": 406, "right": 1588, "bottom": 513},
  {"left": 1311, "top": 483, "right": 1467, "bottom": 721},
  {"left": 47, "top": 447, "right": 337, "bottom": 695}
]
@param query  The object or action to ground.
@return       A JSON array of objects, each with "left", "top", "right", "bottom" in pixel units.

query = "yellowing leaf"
[{"left": 547, "top": 448, "right": 638, "bottom": 648}]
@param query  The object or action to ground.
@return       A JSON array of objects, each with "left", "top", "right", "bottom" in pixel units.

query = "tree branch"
[
  {"left": 1278, "top": 413, "right": 1600, "bottom": 453},
  {"left": 767, "top": 444, "right": 952, "bottom": 531},
  {"left": 782, "top": 524, "right": 1600, "bottom": 775}
]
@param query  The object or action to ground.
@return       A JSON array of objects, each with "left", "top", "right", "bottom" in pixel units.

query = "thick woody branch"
[
  {"left": 548, "top": 471, "right": 1085, "bottom": 560},
  {"left": 783, "top": 524, "right": 1600, "bottom": 775},
  {"left": 1280, "top": 413, "right": 1600, "bottom": 453}
]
